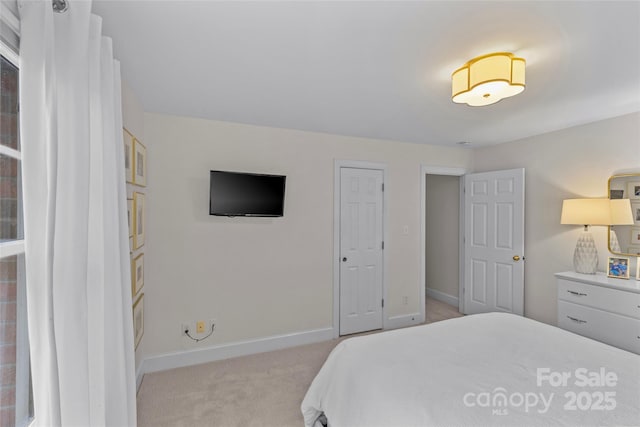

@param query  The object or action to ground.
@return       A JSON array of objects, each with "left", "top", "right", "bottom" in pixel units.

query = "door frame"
[
  {"left": 334, "top": 160, "right": 388, "bottom": 338},
  {"left": 420, "top": 165, "right": 468, "bottom": 318}
]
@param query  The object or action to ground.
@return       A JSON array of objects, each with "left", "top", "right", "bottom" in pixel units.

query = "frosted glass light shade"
[{"left": 451, "top": 52, "right": 525, "bottom": 107}]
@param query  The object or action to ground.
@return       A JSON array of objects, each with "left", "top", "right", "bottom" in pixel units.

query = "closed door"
[
  {"left": 464, "top": 168, "right": 525, "bottom": 315},
  {"left": 340, "top": 167, "right": 384, "bottom": 335}
]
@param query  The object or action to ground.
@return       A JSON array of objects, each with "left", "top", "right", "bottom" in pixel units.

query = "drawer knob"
[{"left": 567, "top": 315, "right": 587, "bottom": 324}]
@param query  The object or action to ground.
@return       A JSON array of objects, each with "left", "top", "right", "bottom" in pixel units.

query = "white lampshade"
[
  {"left": 561, "top": 198, "right": 611, "bottom": 226},
  {"left": 609, "top": 199, "right": 634, "bottom": 225}
]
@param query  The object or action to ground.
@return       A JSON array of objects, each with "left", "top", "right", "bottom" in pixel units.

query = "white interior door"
[
  {"left": 463, "top": 168, "right": 525, "bottom": 315},
  {"left": 340, "top": 167, "right": 384, "bottom": 335}
]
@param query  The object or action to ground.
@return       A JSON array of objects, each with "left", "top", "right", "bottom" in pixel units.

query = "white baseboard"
[
  {"left": 426, "top": 288, "right": 459, "bottom": 307},
  {"left": 142, "top": 327, "right": 334, "bottom": 374},
  {"left": 385, "top": 312, "right": 422, "bottom": 330}
]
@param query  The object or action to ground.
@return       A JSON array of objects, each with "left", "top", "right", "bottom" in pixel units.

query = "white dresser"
[{"left": 555, "top": 271, "right": 640, "bottom": 354}]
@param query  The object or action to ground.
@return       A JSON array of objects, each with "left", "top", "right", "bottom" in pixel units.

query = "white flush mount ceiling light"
[{"left": 452, "top": 52, "right": 525, "bottom": 106}]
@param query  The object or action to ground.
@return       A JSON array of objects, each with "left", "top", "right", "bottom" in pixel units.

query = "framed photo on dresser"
[{"left": 607, "top": 256, "right": 630, "bottom": 279}]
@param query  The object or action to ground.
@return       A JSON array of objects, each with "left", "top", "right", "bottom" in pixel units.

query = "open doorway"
[
  {"left": 425, "top": 174, "right": 461, "bottom": 310},
  {"left": 420, "top": 166, "right": 526, "bottom": 321},
  {"left": 420, "top": 166, "right": 466, "bottom": 322}
]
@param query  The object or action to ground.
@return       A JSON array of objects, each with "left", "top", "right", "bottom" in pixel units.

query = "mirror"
[{"left": 608, "top": 173, "right": 640, "bottom": 256}]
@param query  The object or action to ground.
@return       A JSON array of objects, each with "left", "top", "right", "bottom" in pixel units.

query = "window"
[{"left": 0, "top": 35, "right": 32, "bottom": 427}]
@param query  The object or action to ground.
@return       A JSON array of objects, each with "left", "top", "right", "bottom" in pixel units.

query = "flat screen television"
[{"left": 209, "top": 170, "right": 286, "bottom": 217}]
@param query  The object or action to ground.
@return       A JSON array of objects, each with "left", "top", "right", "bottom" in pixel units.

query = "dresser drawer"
[
  {"left": 558, "top": 279, "right": 640, "bottom": 320},
  {"left": 558, "top": 300, "right": 640, "bottom": 354}
]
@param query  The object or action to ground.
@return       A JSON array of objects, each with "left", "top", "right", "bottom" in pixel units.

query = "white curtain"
[{"left": 18, "top": 0, "right": 137, "bottom": 425}]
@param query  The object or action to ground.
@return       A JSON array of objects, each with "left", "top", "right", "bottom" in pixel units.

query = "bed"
[{"left": 301, "top": 313, "right": 640, "bottom": 426}]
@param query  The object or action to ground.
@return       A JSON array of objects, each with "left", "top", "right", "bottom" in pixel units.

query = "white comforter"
[{"left": 301, "top": 313, "right": 640, "bottom": 427}]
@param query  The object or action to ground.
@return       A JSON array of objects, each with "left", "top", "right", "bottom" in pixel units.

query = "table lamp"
[{"left": 561, "top": 198, "right": 611, "bottom": 274}]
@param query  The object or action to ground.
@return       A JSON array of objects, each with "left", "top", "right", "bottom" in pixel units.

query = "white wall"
[
  {"left": 122, "top": 80, "right": 144, "bottom": 142},
  {"left": 473, "top": 112, "right": 640, "bottom": 325},
  {"left": 143, "top": 113, "right": 473, "bottom": 358},
  {"left": 425, "top": 174, "right": 460, "bottom": 298},
  {"left": 121, "top": 80, "right": 146, "bottom": 373}
]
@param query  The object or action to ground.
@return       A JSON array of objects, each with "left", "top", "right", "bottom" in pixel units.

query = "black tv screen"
[{"left": 209, "top": 170, "right": 286, "bottom": 217}]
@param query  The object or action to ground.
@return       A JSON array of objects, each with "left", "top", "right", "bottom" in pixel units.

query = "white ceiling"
[{"left": 92, "top": 1, "right": 640, "bottom": 147}]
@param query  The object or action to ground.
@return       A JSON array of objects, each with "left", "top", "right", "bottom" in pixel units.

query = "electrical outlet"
[
  {"left": 402, "top": 296, "right": 409, "bottom": 305},
  {"left": 196, "top": 321, "right": 206, "bottom": 333}
]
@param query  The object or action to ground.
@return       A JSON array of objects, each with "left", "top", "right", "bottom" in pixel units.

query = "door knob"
[
  {"left": 513, "top": 255, "right": 521, "bottom": 261},
  {"left": 342, "top": 257, "right": 347, "bottom": 262}
]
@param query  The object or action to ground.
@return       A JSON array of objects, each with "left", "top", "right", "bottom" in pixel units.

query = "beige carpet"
[{"left": 137, "top": 298, "right": 462, "bottom": 427}]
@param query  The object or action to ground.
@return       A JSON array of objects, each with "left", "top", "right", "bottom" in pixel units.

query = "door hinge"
[
  {"left": 381, "top": 241, "right": 384, "bottom": 250},
  {"left": 382, "top": 183, "right": 385, "bottom": 192},
  {"left": 382, "top": 298, "right": 384, "bottom": 308}
]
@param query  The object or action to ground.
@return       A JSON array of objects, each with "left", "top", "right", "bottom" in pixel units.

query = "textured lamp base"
[{"left": 574, "top": 231, "right": 598, "bottom": 274}]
